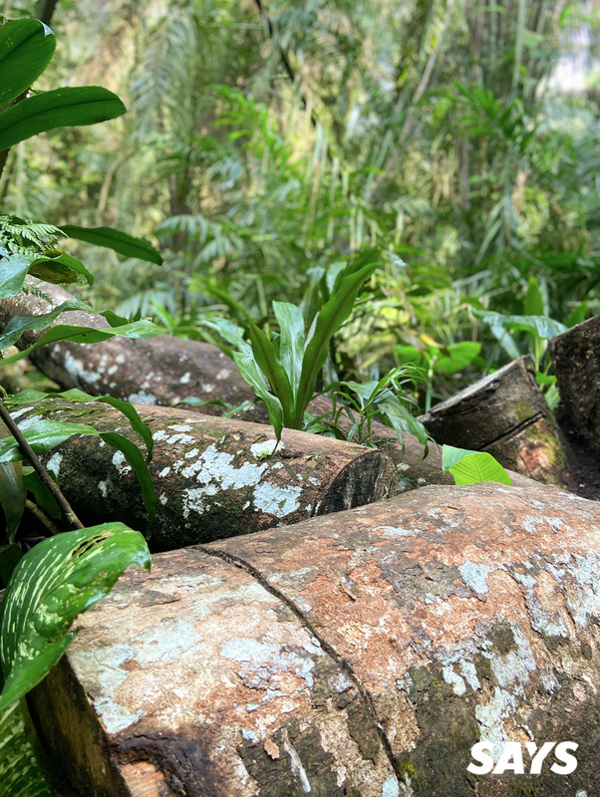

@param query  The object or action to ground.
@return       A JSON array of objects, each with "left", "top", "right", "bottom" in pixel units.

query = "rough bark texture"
[
  {"left": 419, "top": 355, "right": 570, "bottom": 485},
  {"left": 550, "top": 314, "right": 600, "bottom": 452},
  {"left": 14, "top": 397, "right": 397, "bottom": 551},
  {"left": 0, "top": 281, "right": 448, "bottom": 490},
  {"left": 30, "top": 481, "right": 600, "bottom": 796}
]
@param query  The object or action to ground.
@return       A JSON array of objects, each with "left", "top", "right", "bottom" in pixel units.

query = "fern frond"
[{"left": 0, "top": 215, "right": 63, "bottom": 257}]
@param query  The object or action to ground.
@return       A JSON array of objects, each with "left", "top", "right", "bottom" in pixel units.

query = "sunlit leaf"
[
  {"left": 58, "top": 225, "right": 162, "bottom": 265},
  {"left": 442, "top": 445, "right": 511, "bottom": 486},
  {"left": 0, "top": 19, "right": 56, "bottom": 109},
  {"left": 0, "top": 522, "right": 150, "bottom": 709}
]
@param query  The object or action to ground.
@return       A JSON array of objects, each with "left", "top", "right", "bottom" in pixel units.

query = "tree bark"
[
  {"left": 29, "top": 480, "right": 600, "bottom": 796},
  {"left": 15, "top": 397, "right": 397, "bottom": 551},
  {"left": 550, "top": 314, "right": 600, "bottom": 453},
  {"left": 419, "top": 355, "right": 570, "bottom": 485}
]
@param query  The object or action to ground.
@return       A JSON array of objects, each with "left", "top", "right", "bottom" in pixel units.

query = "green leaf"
[
  {"left": 273, "top": 301, "right": 305, "bottom": 400},
  {"left": 379, "top": 395, "right": 430, "bottom": 449},
  {"left": 0, "top": 254, "right": 31, "bottom": 300},
  {"left": 396, "top": 344, "right": 422, "bottom": 366},
  {"left": 233, "top": 350, "right": 284, "bottom": 441},
  {"left": 99, "top": 433, "right": 157, "bottom": 528},
  {"left": 524, "top": 276, "right": 545, "bottom": 317},
  {"left": 566, "top": 302, "right": 587, "bottom": 328},
  {"left": 0, "top": 420, "right": 98, "bottom": 463},
  {"left": 0, "top": 462, "right": 26, "bottom": 542},
  {"left": 0, "top": 544, "right": 23, "bottom": 586},
  {"left": 58, "top": 225, "right": 163, "bottom": 266},
  {"left": 0, "top": 701, "right": 52, "bottom": 797},
  {"left": 247, "top": 322, "right": 294, "bottom": 426},
  {"left": 59, "top": 389, "right": 154, "bottom": 461},
  {"left": 442, "top": 445, "right": 511, "bottom": 486},
  {"left": 475, "top": 310, "right": 567, "bottom": 340},
  {"left": 1, "top": 319, "right": 162, "bottom": 363},
  {"left": 436, "top": 342, "right": 481, "bottom": 374},
  {"left": 0, "top": 522, "right": 150, "bottom": 709},
  {"left": 0, "top": 87, "right": 126, "bottom": 151},
  {"left": 0, "top": 19, "right": 56, "bottom": 109},
  {"left": 0, "top": 298, "right": 91, "bottom": 350},
  {"left": 297, "top": 252, "right": 379, "bottom": 426},
  {"left": 27, "top": 252, "right": 93, "bottom": 286}
]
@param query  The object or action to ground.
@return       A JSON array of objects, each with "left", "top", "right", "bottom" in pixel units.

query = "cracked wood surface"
[
  {"left": 29, "top": 481, "right": 600, "bottom": 796},
  {"left": 14, "top": 397, "right": 397, "bottom": 550}
]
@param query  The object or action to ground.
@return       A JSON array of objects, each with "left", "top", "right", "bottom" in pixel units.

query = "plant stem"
[
  {"left": 0, "top": 402, "right": 84, "bottom": 530},
  {"left": 25, "top": 499, "right": 60, "bottom": 536}
]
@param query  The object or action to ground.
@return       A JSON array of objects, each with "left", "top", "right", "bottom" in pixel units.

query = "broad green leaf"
[
  {"left": 0, "top": 701, "right": 51, "bottom": 797},
  {"left": 396, "top": 344, "right": 423, "bottom": 366},
  {"left": 1, "top": 319, "right": 162, "bottom": 363},
  {"left": 99, "top": 433, "right": 157, "bottom": 527},
  {"left": 59, "top": 389, "right": 154, "bottom": 461},
  {"left": 0, "top": 87, "right": 126, "bottom": 151},
  {"left": 233, "top": 350, "right": 284, "bottom": 441},
  {"left": 0, "top": 298, "right": 91, "bottom": 350},
  {"left": 0, "top": 420, "right": 98, "bottom": 463},
  {"left": 0, "top": 462, "right": 25, "bottom": 542},
  {"left": 442, "top": 445, "right": 511, "bottom": 486},
  {"left": 0, "top": 522, "right": 151, "bottom": 709},
  {"left": 0, "top": 19, "right": 56, "bottom": 109},
  {"left": 475, "top": 310, "right": 567, "bottom": 340},
  {"left": 273, "top": 301, "right": 305, "bottom": 400},
  {"left": 247, "top": 322, "right": 294, "bottom": 426},
  {"left": 437, "top": 342, "right": 481, "bottom": 374},
  {"left": 0, "top": 544, "right": 23, "bottom": 586},
  {"left": 330, "top": 248, "right": 380, "bottom": 295},
  {"left": 379, "top": 394, "right": 430, "bottom": 449},
  {"left": 297, "top": 253, "right": 380, "bottom": 426},
  {"left": 58, "top": 225, "right": 163, "bottom": 266},
  {"left": 535, "top": 372, "right": 557, "bottom": 387},
  {"left": 0, "top": 254, "right": 31, "bottom": 300},
  {"left": 27, "top": 252, "right": 93, "bottom": 286}
]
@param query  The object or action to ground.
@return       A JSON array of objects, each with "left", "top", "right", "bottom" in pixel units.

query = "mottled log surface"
[
  {"left": 550, "top": 314, "right": 600, "bottom": 452},
  {"left": 30, "top": 481, "right": 600, "bottom": 796},
  {"left": 420, "top": 355, "right": 570, "bottom": 485},
  {"left": 0, "top": 281, "right": 254, "bottom": 413},
  {"left": 14, "top": 398, "right": 396, "bottom": 551}
]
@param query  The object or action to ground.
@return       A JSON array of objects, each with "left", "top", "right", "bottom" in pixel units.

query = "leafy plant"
[
  {"left": 442, "top": 444, "right": 512, "bottom": 486},
  {"left": 202, "top": 249, "right": 382, "bottom": 441},
  {"left": 0, "top": 522, "right": 151, "bottom": 796}
]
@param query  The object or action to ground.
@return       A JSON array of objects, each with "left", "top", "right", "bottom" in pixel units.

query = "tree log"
[
  {"left": 0, "top": 280, "right": 255, "bottom": 412},
  {"left": 0, "top": 281, "right": 449, "bottom": 490},
  {"left": 29, "top": 480, "right": 600, "bottom": 796},
  {"left": 14, "top": 397, "right": 397, "bottom": 551},
  {"left": 550, "top": 314, "right": 600, "bottom": 452},
  {"left": 419, "top": 355, "right": 570, "bottom": 485}
]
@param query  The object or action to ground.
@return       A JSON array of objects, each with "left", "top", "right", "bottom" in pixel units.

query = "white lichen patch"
[
  {"left": 442, "top": 665, "right": 466, "bottom": 696},
  {"left": 46, "top": 451, "right": 63, "bottom": 477},
  {"left": 98, "top": 481, "right": 108, "bottom": 498},
  {"left": 158, "top": 466, "right": 171, "bottom": 478},
  {"left": 254, "top": 482, "right": 302, "bottom": 516},
  {"left": 250, "top": 439, "right": 279, "bottom": 458},
  {"left": 133, "top": 617, "right": 204, "bottom": 667},
  {"left": 63, "top": 350, "right": 102, "bottom": 384},
  {"left": 180, "top": 372, "right": 191, "bottom": 384},
  {"left": 459, "top": 561, "right": 494, "bottom": 594},
  {"left": 202, "top": 383, "right": 215, "bottom": 393},
  {"left": 216, "top": 368, "right": 231, "bottom": 380},
  {"left": 112, "top": 450, "right": 132, "bottom": 476},
  {"left": 127, "top": 390, "right": 157, "bottom": 404}
]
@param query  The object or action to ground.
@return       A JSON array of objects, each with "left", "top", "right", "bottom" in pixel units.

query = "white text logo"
[{"left": 467, "top": 741, "right": 578, "bottom": 775}]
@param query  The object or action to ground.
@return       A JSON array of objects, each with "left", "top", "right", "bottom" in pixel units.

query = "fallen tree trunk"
[
  {"left": 15, "top": 397, "right": 397, "bottom": 551},
  {"left": 419, "top": 355, "right": 570, "bottom": 485},
  {"left": 1, "top": 280, "right": 451, "bottom": 491},
  {"left": 29, "top": 480, "right": 600, "bottom": 796},
  {"left": 0, "top": 280, "right": 255, "bottom": 412}
]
